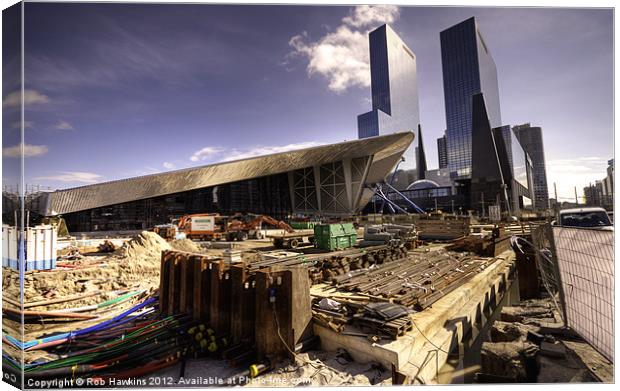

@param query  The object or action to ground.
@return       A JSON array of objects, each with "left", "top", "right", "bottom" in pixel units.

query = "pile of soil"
[
  {"left": 2, "top": 231, "right": 173, "bottom": 309},
  {"left": 115, "top": 230, "right": 171, "bottom": 260},
  {"left": 170, "top": 239, "right": 205, "bottom": 253}
]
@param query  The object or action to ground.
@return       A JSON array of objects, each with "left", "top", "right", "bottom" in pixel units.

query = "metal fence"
[
  {"left": 532, "top": 224, "right": 615, "bottom": 362},
  {"left": 551, "top": 226, "right": 614, "bottom": 362},
  {"left": 531, "top": 224, "right": 566, "bottom": 323}
]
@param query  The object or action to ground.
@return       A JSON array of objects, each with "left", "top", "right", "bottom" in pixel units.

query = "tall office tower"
[
  {"left": 441, "top": 17, "right": 501, "bottom": 179},
  {"left": 497, "top": 125, "right": 513, "bottom": 171},
  {"left": 437, "top": 133, "right": 448, "bottom": 169},
  {"left": 513, "top": 123, "right": 549, "bottom": 210},
  {"left": 358, "top": 24, "right": 421, "bottom": 172}
]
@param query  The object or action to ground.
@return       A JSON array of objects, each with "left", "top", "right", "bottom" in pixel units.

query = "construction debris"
[
  {"left": 334, "top": 249, "right": 499, "bottom": 310},
  {"left": 477, "top": 296, "right": 612, "bottom": 383},
  {"left": 5, "top": 218, "right": 578, "bottom": 387},
  {"left": 97, "top": 239, "right": 116, "bottom": 253},
  {"left": 416, "top": 218, "right": 470, "bottom": 241},
  {"left": 360, "top": 223, "right": 417, "bottom": 249}
]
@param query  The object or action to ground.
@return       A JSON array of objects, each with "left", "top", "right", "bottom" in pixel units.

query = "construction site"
[
  {"left": 1, "top": 3, "right": 615, "bottom": 388},
  {"left": 2, "top": 203, "right": 614, "bottom": 387}
]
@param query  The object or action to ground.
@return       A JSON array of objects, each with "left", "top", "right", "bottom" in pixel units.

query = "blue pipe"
[
  {"left": 380, "top": 158, "right": 405, "bottom": 214},
  {"left": 3, "top": 297, "right": 157, "bottom": 351},
  {"left": 375, "top": 186, "right": 409, "bottom": 214},
  {"left": 382, "top": 182, "right": 425, "bottom": 214}
]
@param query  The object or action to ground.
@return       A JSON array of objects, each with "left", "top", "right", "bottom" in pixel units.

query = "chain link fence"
[{"left": 532, "top": 223, "right": 614, "bottom": 362}]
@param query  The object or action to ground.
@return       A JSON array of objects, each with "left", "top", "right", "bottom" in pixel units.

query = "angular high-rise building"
[
  {"left": 441, "top": 17, "right": 501, "bottom": 179},
  {"left": 358, "top": 24, "right": 421, "bottom": 172},
  {"left": 513, "top": 123, "right": 549, "bottom": 210},
  {"left": 437, "top": 133, "right": 448, "bottom": 169}
]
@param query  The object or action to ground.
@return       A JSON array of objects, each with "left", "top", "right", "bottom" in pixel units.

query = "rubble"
[{"left": 480, "top": 341, "right": 539, "bottom": 382}]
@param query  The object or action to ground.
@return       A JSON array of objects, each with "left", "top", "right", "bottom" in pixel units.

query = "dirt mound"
[
  {"left": 170, "top": 239, "right": 204, "bottom": 253},
  {"left": 115, "top": 231, "right": 171, "bottom": 261}
]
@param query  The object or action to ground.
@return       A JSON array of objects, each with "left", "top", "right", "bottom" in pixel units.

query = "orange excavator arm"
[{"left": 249, "top": 215, "right": 295, "bottom": 233}]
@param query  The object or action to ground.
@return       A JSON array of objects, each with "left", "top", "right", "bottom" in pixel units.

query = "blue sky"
[{"left": 2, "top": 3, "right": 613, "bottom": 200}]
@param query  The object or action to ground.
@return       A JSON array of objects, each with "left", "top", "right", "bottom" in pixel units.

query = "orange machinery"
[
  {"left": 176, "top": 213, "right": 224, "bottom": 241},
  {"left": 225, "top": 214, "right": 294, "bottom": 241}
]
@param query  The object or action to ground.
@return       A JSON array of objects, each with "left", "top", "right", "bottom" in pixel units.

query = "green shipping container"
[
  {"left": 290, "top": 221, "right": 318, "bottom": 230},
  {"left": 313, "top": 223, "right": 357, "bottom": 251}
]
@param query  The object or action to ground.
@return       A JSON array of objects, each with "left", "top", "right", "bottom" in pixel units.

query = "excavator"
[
  {"left": 158, "top": 212, "right": 294, "bottom": 242},
  {"left": 225, "top": 213, "right": 294, "bottom": 241}
]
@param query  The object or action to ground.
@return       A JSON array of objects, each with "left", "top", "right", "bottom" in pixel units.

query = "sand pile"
[
  {"left": 2, "top": 231, "right": 173, "bottom": 309},
  {"left": 115, "top": 230, "right": 171, "bottom": 261},
  {"left": 170, "top": 238, "right": 205, "bottom": 253}
]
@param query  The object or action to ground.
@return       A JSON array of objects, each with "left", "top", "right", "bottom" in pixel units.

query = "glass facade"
[
  {"left": 510, "top": 130, "right": 529, "bottom": 190},
  {"left": 498, "top": 125, "right": 513, "bottom": 172},
  {"left": 364, "top": 186, "right": 468, "bottom": 213},
  {"left": 358, "top": 24, "right": 420, "bottom": 171},
  {"left": 441, "top": 17, "right": 501, "bottom": 179},
  {"left": 513, "top": 123, "right": 550, "bottom": 209},
  {"left": 437, "top": 133, "right": 448, "bottom": 168},
  {"left": 62, "top": 174, "right": 292, "bottom": 232}
]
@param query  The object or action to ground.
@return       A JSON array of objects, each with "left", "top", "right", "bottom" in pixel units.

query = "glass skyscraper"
[
  {"left": 513, "top": 123, "right": 550, "bottom": 210},
  {"left": 441, "top": 17, "right": 501, "bottom": 179},
  {"left": 437, "top": 133, "right": 448, "bottom": 169},
  {"left": 358, "top": 24, "right": 420, "bottom": 172}
]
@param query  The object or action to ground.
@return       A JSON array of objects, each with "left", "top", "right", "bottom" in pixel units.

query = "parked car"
[{"left": 556, "top": 207, "right": 613, "bottom": 230}]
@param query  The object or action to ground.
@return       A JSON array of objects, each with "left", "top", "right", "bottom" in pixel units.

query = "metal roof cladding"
[{"left": 37, "top": 132, "right": 414, "bottom": 216}]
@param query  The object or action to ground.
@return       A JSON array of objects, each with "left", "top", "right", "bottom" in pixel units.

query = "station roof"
[{"left": 37, "top": 132, "right": 414, "bottom": 216}]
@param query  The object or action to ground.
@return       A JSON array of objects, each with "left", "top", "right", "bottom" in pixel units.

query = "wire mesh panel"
[
  {"left": 531, "top": 224, "right": 566, "bottom": 322},
  {"left": 552, "top": 226, "right": 614, "bottom": 362}
]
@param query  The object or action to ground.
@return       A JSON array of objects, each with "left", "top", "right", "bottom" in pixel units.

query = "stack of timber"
[
  {"left": 446, "top": 227, "right": 511, "bottom": 257},
  {"left": 333, "top": 249, "right": 499, "bottom": 311},
  {"left": 503, "top": 221, "right": 547, "bottom": 238},
  {"left": 416, "top": 218, "right": 470, "bottom": 241}
]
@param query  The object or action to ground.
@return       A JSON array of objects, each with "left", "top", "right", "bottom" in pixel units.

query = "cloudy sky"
[{"left": 2, "top": 3, "right": 613, "bottom": 200}]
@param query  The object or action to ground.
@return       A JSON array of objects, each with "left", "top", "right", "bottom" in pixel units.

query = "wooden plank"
[
  {"left": 160, "top": 250, "right": 172, "bottom": 314},
  {"left": 219, "top": 267, "right": 232, "bottom": 335},
  {"left": 255, "top": 267, "right": 312, "bottom": 361},
  {"left": 192, "top": 255, "right": 211, "bottom": 321},
  {"left": 230, "top": 265, "right": 247, "bottom": 344},
  {"left": 209, "top": 260, "right": 231, "bottom": 334},
  {"left": 255, "top": 269, "right": 283, "bottom": 360},
  {"left": 288, "top": 266, "right": 313, "bottom": 349},
  {"left": 179, "top": 253, "right": 193, "bottom": 313},
  {"left": 244, "top": 275, "right": 256, "bottom": 344},
  {"left": 167, "top": 253, "right": 182, "bottom": 315}
]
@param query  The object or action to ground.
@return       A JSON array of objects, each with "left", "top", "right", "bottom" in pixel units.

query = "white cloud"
[
  {"left": 190, "top": 146, "right": 224, "bottom": 162},
  {"left": 2, "top": 143, "right": 48, "bottom": 158},
  {"left": 54, "top": 120, "right": 74, "bottom": 130},
  {"left": 3, "top": 89, "right": 50, "bottom": 108},
  {"left": 287, "top": 5, "right": 400, "bottom": 93},
  {"left": 188, "top": 142, "right": 323, "bottom": 164},
  {"left": 163, "top": 161, "right": 176, "bottom": 170},
  {"left": 34, "top": 171, "right": 103, "bottom": 184},
  {"left": 546, "top": 156, "right": 610, "bottom": 200},
  {"left": 222, "top": 142, "right": 323, "bottom": 162},
  {"left": 342, "top": 5, "right": 400, "bottom": 28}
]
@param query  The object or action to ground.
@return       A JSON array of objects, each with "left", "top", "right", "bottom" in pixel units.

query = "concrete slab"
[{"left": 313, "top": 250, "right": 517, "bottom": 384}]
